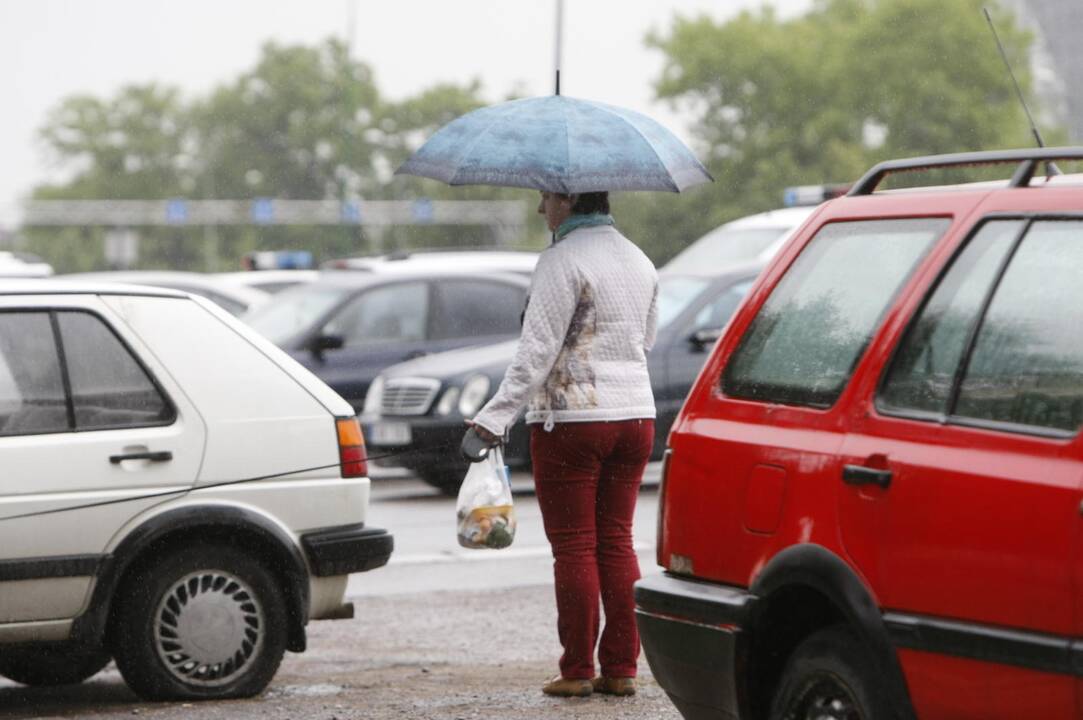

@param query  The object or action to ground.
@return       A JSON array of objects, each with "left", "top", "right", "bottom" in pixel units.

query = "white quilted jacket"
[{"left": 472, "top": 224, "right": 658, "bottom": 436}]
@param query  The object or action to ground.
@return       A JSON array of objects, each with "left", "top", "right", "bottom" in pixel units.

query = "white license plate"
[{"left": 368, "top": 421, "right": 412, "bottom": 446}]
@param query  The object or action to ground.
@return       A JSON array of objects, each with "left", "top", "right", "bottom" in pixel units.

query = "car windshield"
[
  {"left": 244, "top": 285, "right": 352, "bottom": 344},
  {"left": 664, "top": 227, "right": 788, "bottom": 274},
  {"left": 657, "top": 276, "right": 711, "bottom": 328}
]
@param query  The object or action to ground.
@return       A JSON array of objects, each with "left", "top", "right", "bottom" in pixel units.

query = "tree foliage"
[
  {"left": 23, "top": 1, "right": 1063, "bottom": 272},
  {"left": 24, "top": 39, "right": 539, "bottom": 272},
  {"left": 616, "top": 0, "right": 1058, "bottom": 265}
]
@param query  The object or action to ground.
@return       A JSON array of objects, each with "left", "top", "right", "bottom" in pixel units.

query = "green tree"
[
  {"left": 25, "top": 84, "right": 192, "bottom": 270},
  {"left": 618, "top": 0, "right": 1056, "bottom": 265},
  {"left": 24, "top": 38, "right": 542, "bottom": 272}
]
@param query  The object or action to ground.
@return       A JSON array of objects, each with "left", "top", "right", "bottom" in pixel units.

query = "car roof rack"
[{"left": 848, "top": 146, "right": 1083, "bottom": 196}]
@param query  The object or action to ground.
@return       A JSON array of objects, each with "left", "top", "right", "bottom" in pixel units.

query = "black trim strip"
[
  {"left": 48, "top": 310, "right": 77, "bottom": 431},
  {"left": 300, "top": 523, "right": 394, "bottom": 577},
  {"left": 884, "top": 612, "right": 1079, "bottom": 676},
  {"left": 847, "top": 146, "right": 1083, "bottom": 195},
  {"left": 634, "top": 572, "right": 755, "bottom": 628},
  {"left": 944, "top": 218, "right": 1031, "bottom": 418},
  {"left": 0, "top": 554, "right": 106, "bottom": 582}
]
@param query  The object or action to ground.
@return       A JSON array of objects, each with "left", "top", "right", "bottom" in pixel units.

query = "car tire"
[
  {"left": 0, "top": 646, "right": 110, "bottom": 686},
  {"left": 420, "top": 467, "right": 466, "bottom": 496},
  {"left": 111, "top": 544, "right": 288, "bottom": 701},
  {"left": 768, "top": 624, "right": 893, "bottom": 720}
]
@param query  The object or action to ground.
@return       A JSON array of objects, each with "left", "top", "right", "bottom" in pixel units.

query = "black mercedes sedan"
[{"left": 363, "top": 264, "right": 762, "bottom": 493}]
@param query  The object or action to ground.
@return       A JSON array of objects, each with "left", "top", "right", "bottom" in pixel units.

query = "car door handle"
[
  {"left": 842, "top": 464, "right": 892, "bottom": 489},
  {"left": 109, "top": 451, "right": 173, "bottom": 464}
]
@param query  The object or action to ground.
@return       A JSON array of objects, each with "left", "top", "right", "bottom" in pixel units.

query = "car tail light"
[
  {"left": 336, "top": 417, "right": 368, "bottom": 478},
  {"left": 656, "top": 448, "right": 672, "bottom": 568}
]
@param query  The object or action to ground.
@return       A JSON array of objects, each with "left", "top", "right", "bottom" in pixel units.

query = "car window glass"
[
  {"left": 955, "top": 220, "right": 1083, "bottom": 433},
  {"left": 692, "top": 280, "right": 754, "bottom": 331},
  {"left": 325, "top": 282, "right": 428, "bottom": 347},
  {"left": 879, "top": 220, "right": 1022, "bottom": 416},
  {"left": 58, "top": 312, "right": 173, "bottom": 430},
  {"left": 244, "top": 284, "right": 351, "bottom": 344},
  {"left": 664, "top": 228, "right": 787, "bottom": 274},
  {"left": 657, "top": 276, "right": 710, "bottom": 328},
  {"left": 0, "top": 312, "right": 68, "bottom": 436},
  {"left": 433, "top": 280, "right": 526, "bottom": 340},
  {"left": 723, "top": 218, "right": 947, "bottom": 407}
]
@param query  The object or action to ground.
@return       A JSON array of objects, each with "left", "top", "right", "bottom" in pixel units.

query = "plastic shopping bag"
[{"left": 456, "top": 446, "right": 516, "bottom": 549}]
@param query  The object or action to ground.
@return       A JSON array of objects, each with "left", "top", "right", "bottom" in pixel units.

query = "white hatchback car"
[{"left": 0, "top": 281, "right": 390, "bottom": 700}]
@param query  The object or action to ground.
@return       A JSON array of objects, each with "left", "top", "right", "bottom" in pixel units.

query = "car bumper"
[
  {"left": 634, "top": 573, "right": 756, "bottom": 720},
  {"left": 300, "top": 523, "right": 393, "bottom": 577}
]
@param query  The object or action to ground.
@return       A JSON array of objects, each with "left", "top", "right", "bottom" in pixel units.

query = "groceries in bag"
[{"left": 456, "top": 446, "right": 516, "bottom": 549}]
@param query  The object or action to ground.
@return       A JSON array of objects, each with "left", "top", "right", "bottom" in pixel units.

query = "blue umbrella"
[{"left": 395, "top": 95, "right": 712, "bottom": 194}]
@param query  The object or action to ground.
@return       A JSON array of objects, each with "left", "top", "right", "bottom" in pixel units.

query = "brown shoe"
[
  {"left": 542, "top": 676, "right": 593, "bottom": 697},
  {"left": 592, "top": 676, "right": 637, "bottom": 696}
]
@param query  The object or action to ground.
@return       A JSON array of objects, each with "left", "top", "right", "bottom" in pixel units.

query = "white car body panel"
[
  {"left": 0, "top": 294, "right": 207, "bottom": 622},
  {"left": 661, "top": 206, "right": 818, "bottom": 275}
]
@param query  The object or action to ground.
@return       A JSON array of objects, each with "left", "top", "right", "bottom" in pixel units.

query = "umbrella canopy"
[{"left": 395, "top": 95, "right": 712, "bottom": 194}]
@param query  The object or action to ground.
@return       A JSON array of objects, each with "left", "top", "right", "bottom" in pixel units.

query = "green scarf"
[{"left": 554, "top": 213, "right": 615, "bottom": 242}]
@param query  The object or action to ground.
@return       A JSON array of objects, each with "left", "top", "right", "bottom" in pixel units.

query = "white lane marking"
[{"left": 389, "top": 542, "right": 652, "bottom": 566}]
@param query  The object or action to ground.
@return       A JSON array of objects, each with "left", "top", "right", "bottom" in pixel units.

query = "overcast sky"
[{"left": 0, "top": 0, "right": 810, "bottom": 227}]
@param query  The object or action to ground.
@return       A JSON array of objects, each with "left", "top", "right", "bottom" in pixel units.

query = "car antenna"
[{"left": 983, "top": 6, "right": 1060, "bottom": 178}]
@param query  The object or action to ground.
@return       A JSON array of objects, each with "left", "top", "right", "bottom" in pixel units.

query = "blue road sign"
[
  {"left": 251, "top": 198, "right": 275, "bottom": 224},
  {"left": 341, "top": 201, "right": 362, "bottom": 224},
  {"left": 165, "top": 199, "right": 188, "bottom": 224},
  {"left": 412, "top": 198, "right": 434, "bottom": 223}
]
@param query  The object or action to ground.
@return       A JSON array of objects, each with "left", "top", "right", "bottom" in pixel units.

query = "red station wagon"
[{"left": 635, "top": 148, "right": 1083, "bottom": 720}]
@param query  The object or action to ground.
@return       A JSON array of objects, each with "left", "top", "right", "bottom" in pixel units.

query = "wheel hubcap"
[
  {"left": 154, "top": 570, "right": 264, "bottom": 687},
  {"left": 790, "top": 677, "right": 861, "bottom": 720}
]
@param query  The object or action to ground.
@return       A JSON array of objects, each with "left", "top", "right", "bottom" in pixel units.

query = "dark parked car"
[
  {"left": 243, "top": 271, "right": 530, "bottom": 412},
  {"left": 363, "top": 265, "right": 762, "bottom": 493}
]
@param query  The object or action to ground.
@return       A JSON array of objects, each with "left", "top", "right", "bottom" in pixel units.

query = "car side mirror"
[
  {"left": 689, "top": 327, "right": 723, "bottom": 351},
  {"left": 310, "top": 333, "right": 344, "bottom": 358}
]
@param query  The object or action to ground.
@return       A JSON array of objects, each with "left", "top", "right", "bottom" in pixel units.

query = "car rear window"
[
  {"left": 882, "top": 218, "right": 1083, "bottom": 435},
  {"left": 878, "top": 220, "right": 1021, "bottom": 417},
  {"left": 956, "top": 220, "right": 1083, "bottom": 432},
  {"left": 722, "top": 218, "right": 948, "bottom": 407},
  {"left": 664, "top": 227, "right": 787, "bottom": 274},
  {"left": 0, "top": 312, "right": 67, "bottom": 436},
  {"left": 431, "top": 280, "right": 526, "bottom": 340},
  {"left": 0, "top": 310, "right": 174, "bottom": 436},
  {"left": 59, "top": 311, "right": 174, "bottom": 430}
]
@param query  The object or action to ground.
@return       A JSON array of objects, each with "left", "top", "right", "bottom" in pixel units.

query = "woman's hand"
[{"left": 464, "top": 419, "right": 501, "bottom": 445}]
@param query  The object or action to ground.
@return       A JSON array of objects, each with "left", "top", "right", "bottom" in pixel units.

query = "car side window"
[
  {"left": 432, "top": 280, "right": 526, "bottom": 340},
  {"left": 722, "top": 218, "right": 947, "bottom": 407},
  {"left": 325, "top": 282, "right": 429, "bottom": 347},
  {"left": 58, "top": 311, "right": 174, "bottom": 430},
  {"left": 879, "top": 220, "right": 1022, "bottom": 416},
  {"left": 955, "top": 220, "right": 1083, "bottom": 433},
  {"left": 0, "top": 312, "right": 68, "bottom": 436},
  {"left": 880, "top": 219, "right": 1083, "bottom": 435},
  {"left": 691, "top": 280, "right": 753, "bottom": 332}
]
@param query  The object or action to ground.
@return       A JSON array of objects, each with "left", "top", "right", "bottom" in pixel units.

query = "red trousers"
[{"left": 530, "top": 419, "right": 654, "bottom": 680}]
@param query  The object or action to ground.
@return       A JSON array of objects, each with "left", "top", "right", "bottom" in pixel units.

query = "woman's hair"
[{"left": 569, "top": 191, "right": 610, "bottom": 215}]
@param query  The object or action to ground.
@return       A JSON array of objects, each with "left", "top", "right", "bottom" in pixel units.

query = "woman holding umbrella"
[
  {"left": 397, "top": 94, "right": 711, "bottom": 698},
  {"left": 470, "top": 187, "right": 657, "bottom": 697}
]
